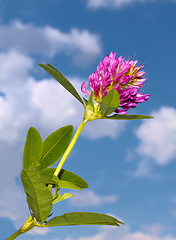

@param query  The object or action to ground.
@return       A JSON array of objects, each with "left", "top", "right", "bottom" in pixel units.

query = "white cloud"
[
  {"left": 141, "top": 224, "right": 165, "bottom": 236},
  {"left": 132, "top": 159, "right": 153, "bottom": 177},
  {"left": 135, "top": 107, "right": 176, "bottom": 166},
  {"left": 29, "top": 78, "right": 84, "bottom": 133},
  {"left": 0, "top": 182, "right": 27, "bottom": 227},
  {"left": 0, "top": 51, "right": 126, "bottom": 142},
  {"left": 0, "top": 51, "right": 82, "bottom": 227},
  {"left": 0, "top": 50, "right": 126, "bottom": 228},
  {"left": 69, "top": 190, "right": 118, "bottom": 207},
  {"left": 87, "top": 0, "right": 155, "bottom": 9},
  {"left": 87, "top": 0, "right": 176, "bottom": 10},
  {"left": 29, "top": 227, "right": 50, "bottom": 235},
  {"left": 64, "top": 224, "right": 176, "bottom": 240},
  {"left": 0, "top": 137, "right": 30, "bottom": 228},
  {"left": 83, "top": 118, "right": 125, "bottom": 140},
  {"left": 0, "top": 51, "right": 34, "bottom": 90},
  {"left": 0, "top": 20, "right": 102, "bottom": 65}
]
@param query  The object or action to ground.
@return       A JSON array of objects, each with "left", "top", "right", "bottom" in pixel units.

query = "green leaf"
[
  {"left": 53, "top": 193, "right": 73, "bottom": 204},
  {"left": 23, "top": 127, "right": 43, "bottom": 170},
  {"left": 58, "top": 180, "right": 82, "bottom": 191},
  {"left": 100, "top": 89, "right": 120, "bottom": 116},
  {"left": 41, "top": 168, "right": 89, "bottom": 189},
  {"left": 38, "top": 64, "right": 84, "bottom": 105},
  {"left": 41, "top": 125, "right": 73, "bottom": 168},
  {"left": 59, "top": 169, "right": 89, "bottom": 189},
  {"left": 104, "top": 114, "right": 154, "bottom": 120},
  {"left": 44, "top": 212, "right": 124, "bottom": 227},
  {"left": 39, "top": 170, "right": 82, "bottom": 191},
  {"left": 40, "top": 168, "right": 56, "bottom": 178},
  {"left": 21, "top": 170, "right": 53, "bottom": 224}
]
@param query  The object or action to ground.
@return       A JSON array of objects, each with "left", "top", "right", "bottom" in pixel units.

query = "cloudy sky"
[{"left": 1, "top": 0, "right": 176, "bottom": 239}]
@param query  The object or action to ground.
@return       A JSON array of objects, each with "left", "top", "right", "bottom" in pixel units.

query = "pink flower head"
[{"left": 81, "top": 52, "right": 150, "bottom": 114}]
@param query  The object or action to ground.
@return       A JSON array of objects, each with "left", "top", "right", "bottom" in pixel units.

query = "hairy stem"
[{"left": 54, "top": 119, "right": 88, "bottom": 176}]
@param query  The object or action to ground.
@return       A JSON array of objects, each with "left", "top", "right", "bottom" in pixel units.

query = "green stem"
[
  {"left": 54, "top": 119, "right": 88, "bottom": 177},
  {"left": 6, "top": 118, "right": 89, "bottom": 240},
  {"left": 6, "top": 229, "right": 23, "bottom": 240},
  {"left": 6, "top": 216, "right": 35, "bottom": 240}
]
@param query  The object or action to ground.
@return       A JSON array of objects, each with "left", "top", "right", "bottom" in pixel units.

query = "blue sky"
[{"left": 1, "top": 0, "right": 176, "bottom": 239}]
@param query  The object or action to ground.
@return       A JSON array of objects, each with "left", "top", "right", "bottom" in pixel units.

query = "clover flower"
[{"left": 81, "top": 52, "right": 150, "bottom": 114}]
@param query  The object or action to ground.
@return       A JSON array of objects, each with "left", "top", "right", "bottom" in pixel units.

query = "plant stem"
[
  {"left": 6, "top": 229, "right": 23, "bottom": 240},
  {"left": 6, "top": 216, "right": 35, "bottom": 240},
  {"left": 6, "top": 118, "right": 88, "bottom": 240},
  {"left": 54, "top": 119, "right": 88, "bottom": 177}
]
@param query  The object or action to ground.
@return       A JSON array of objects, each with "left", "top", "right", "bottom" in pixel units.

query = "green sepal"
[
  {"left": 38, "top": 64, "right": 84, "bottom": 105},
  {"left": 87, "top": 93, "right": 94, "bottom": 112},
  {"left": 21, "top": 170, "right": 53, "bottom": 224},
  {"left": 40, "top": 125, "right": 73, "bottom": 169},
  {"left": 53, "top": 193, "right": 73, "bottom": 204},
  {"left": 43, "top": 212, "right": 124, "bottom": 227},
  {"left": 23, "top": 127, "right": 43, "bottom": 171},
  {"left": 100, "top": 89, "right": 120, "bottom": 116},
  {"left": 104, "top": 114, "right": 154, "bottom": 120}
]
